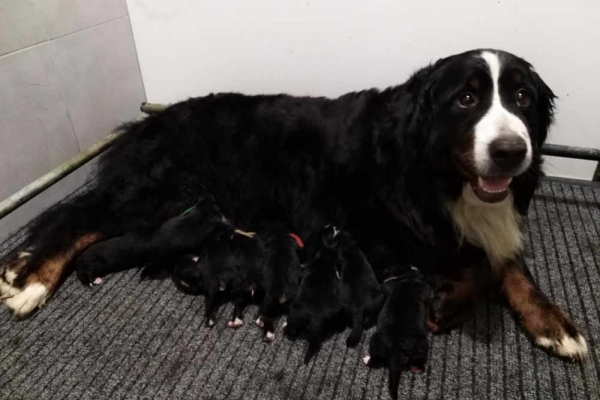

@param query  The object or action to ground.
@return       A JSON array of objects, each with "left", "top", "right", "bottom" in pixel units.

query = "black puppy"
[
  {"left": 284, "top": 236, "right": 346, "bottom": 363},
  {"left": 76, "top": 192, "right": 227, "bottom": 286},
  {"left": 323, "top": 225, "right": 384, "bottom": 347},
  {"left": 226, "top": 232, "right": 266, "bottom": 329},
  {"left": 363, "top": 264, "right": 430, "bottom": 400},
  {"left": 255, "top": 224, "right": 303, "bottom": 341}
]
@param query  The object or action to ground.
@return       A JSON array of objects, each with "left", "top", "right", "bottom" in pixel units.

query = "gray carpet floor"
[{"left": 0, "top": 180, "right": 599, "bottom": 400}]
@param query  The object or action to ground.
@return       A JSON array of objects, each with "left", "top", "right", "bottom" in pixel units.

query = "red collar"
[{"left": 288, "top": 233, "right": 304, "bottom": 248}]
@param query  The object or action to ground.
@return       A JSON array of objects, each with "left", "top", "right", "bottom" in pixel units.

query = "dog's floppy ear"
[
  {"left": 530, "top": 69, "right": 556, "bottom": 148},
  {"left": 404, "top": 57, "right": 450, "bottom": 132},
  {"left": 320, "top": 225, "right": 340, "bottom": 249}
]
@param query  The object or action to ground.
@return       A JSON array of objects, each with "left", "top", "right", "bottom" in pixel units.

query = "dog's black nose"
[{"left": 489, "top": 136, "right": 527, "bottom": 170}]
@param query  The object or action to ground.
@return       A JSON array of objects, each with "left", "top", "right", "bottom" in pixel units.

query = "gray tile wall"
[{"left": 0, "top": 0, "right": 146, "bottom": 242}]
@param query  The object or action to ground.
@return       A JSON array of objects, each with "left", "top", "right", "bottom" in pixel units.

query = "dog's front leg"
[{"left": 501, "top": 259, "right": 587, "bottom": 360}]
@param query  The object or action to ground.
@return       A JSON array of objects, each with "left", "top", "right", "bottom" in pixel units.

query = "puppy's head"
[
  {"left": 407, "top": 49, "right": 555, "bottom": 204},
  {"left": 321, "top": 225, "right": 340, "bottom": 248}
]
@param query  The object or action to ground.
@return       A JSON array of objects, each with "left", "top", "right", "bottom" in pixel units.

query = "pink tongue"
[{"left": 479, "top": 177, "right": 511, "bottom": 191}]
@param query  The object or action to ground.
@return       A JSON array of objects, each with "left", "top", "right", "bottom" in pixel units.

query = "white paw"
[
  {"left": 5, "top": 283, "right": 49, "bottom": 317},
  {"left": 265, "top": 331, "right": 275, "bottom": 342},
  {"left": 228, "top": 317, "right": 244, "bottom": 328},
  {"left": 208, "top": 319, "right": 216, "bottom": 327},
  {"left": 536, "top": 334, "right": 588, "bottom": 360},
  {"left": 282, "top": 320, "right": 287, "bottom": 329},
  {"left": 255, "top": 317, "right": 264, "bottom": 328},
  {"left": 91, "top": 277, "right": 103, "bottom": 286},
  {"left": 362, "top": 355, "right": 371, "bottom": 365}
]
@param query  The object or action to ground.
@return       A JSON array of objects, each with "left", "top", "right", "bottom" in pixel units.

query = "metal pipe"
[
  {"left": 541, "top": 144, "right": 600, "bottom": 161},
  {"left": 140, "top": 102, "right": 168, "bottom": 114},
  {"left": 0, "top": 130, "right": 123, "bottom": 220}
]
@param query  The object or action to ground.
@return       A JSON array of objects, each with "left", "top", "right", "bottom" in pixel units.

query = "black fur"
[
  {"left": 3, "top": 50, "right": 557, "bottom": 341},
  {"left": 76, "top": 192, "right": 228, "bottom": 286},
  {"left": 322, "top": 225, "right": 384, "bottom": 347},
  {"left": 284, "top": 245, "right": 346, "bottom": 364},
  {"left": 257, "top": 224, "right": 302, "bottom": 340},
  {"left": 365, "top": 265, "right": 430, "bottom": 400}
]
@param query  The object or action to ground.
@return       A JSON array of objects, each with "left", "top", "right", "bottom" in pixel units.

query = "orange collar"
[{"left": 288, "top": 233, "right": 304, "bottom": 248}]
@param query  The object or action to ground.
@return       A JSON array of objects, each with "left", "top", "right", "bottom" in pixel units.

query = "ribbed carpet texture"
[{"left": 1, "top": 180, "right": 599, "bottom": 400}]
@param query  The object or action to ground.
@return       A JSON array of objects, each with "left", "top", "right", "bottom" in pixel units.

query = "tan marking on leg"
[
  {"left": 27, "top": 232, "right": 103, "bottom": 291},
  {"left": 501, "top": 263, "right": 587, "bottom": 360}
]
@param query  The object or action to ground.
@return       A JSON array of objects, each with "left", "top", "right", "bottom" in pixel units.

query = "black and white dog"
[{"left": 1, "top": 49, "right": 587, "bottom": 360}]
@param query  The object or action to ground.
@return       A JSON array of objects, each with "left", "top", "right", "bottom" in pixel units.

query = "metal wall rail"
[{"left": 1, "top": 102, "right": 599, "bottom": 220}]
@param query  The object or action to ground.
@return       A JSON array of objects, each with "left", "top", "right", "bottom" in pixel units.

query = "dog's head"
[{"left": 404, "top": 49, "right": 555, "bottom": 205}]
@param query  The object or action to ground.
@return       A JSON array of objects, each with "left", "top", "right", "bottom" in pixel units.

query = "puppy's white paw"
[
  {"left": 5, "top": 283, "right": 49, "bottom": 317},
  {"left": 255, "top": 317, "right": 264, "bottom": 328},
  {"left": 265, "top": 331, "right": 275, "bottom": 342},
  {"left": 282, "top": 320, "right": 288, "bottom": 329},
  {"left": 228, "top": 317, "right": 244, "bottom": 328},
  {"left": 92, "top": 277, "right": 103, "bottom": 286},
  {"left": 536, "top": 334, "right": 588, "bottom": 360},
  {"left": 362, "top": 355, "right": 371, "bottom": 365},
  {"left": 208, "top": 319, "right": 216, "bottom": 327}
]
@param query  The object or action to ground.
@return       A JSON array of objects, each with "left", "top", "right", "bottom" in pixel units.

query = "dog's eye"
[
  {"left": 457, "top": 92, "right": 477, "bottom": 109},
  {"left": 516, "top": 89, "right": 532, "bottom": 108}
]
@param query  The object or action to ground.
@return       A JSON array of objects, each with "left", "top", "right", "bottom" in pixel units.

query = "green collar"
[{"left": 181, "top": 205, "right": 196, "bottom": 216}]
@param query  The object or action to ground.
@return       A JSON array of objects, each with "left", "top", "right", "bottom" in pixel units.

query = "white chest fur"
[{"left": 447, "top": 185, "right": 522, "bottom": 268}]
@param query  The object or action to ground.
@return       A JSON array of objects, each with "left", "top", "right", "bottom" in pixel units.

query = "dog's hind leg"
[
  {"left": 1, "top": 193, "right": 108, "bottom": 316},
  {"left": 258, "top": 294, "right": 280, "bottom": 341},
  {"left": 204, "top": 282, "right": 220, "bottom": 328},
  {"left": 346, "top": 310, "right": 364, "bottom": 348},
  {"left": 228, "top": 291, "right": 250, "bottom": 329}
]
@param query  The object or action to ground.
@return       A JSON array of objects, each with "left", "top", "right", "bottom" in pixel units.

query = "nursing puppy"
[
  {"left": 323, "top": 225, "right": 384, "bottom": 347},
  {"left": 227, "top": 232, "right": 266, "bottom": 329},
  {"left": 284, "top": 244, "right": 346, "bottom": 364},
  {"left": 363, "top": 264, "right": 430, "bottom": 400},
  {"left": 75, "top": 193, "right": 228, "bottom": 287},
  {"left": 256, "top": 224, "right": 303, "bottom": 341}
]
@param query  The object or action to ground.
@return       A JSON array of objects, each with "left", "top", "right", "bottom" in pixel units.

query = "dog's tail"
[
  {"left": 388, "top": 353, "right": 406, "bottom": 400},
  {"left": 304, "top": 340, "right": 322, "bottom": 364}
]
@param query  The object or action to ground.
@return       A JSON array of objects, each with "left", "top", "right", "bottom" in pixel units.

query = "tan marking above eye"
[
  {"left": 469, "top": 77, "right": 481, "bottom": 89},
  {"left": 512, "top": 71, "right": 524, "bottom": 83}
]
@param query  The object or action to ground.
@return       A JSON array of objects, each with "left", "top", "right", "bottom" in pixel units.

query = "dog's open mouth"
[{"left": 470, "top": 176, "right": 512, "bottom": 203}]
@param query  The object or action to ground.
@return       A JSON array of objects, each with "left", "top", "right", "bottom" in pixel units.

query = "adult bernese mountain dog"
[{"left": 0, "top": 49, "right": 587, "bottom": 360}]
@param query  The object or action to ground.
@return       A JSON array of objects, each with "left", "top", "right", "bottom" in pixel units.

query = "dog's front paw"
[
  {"left": 427, "top": 285, "right": 473, "bottom": 332},
  {"left": 528, "top": 306, "right": 587, "bottom": 360},
  {"left": 75, "top": 264, "right": 103, "bottom": 287}
]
